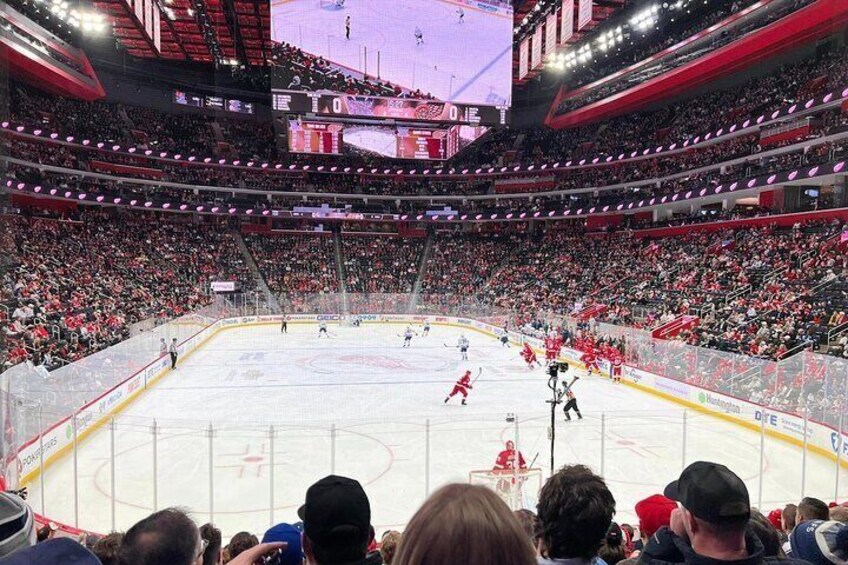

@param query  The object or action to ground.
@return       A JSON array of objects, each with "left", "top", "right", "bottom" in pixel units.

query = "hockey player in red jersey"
[
  {"left": 544, "top": 333, "right": 561, "bottom": 363},
  {"left": 581, "top": 347, "right": 600, "bottom": 376},
  {"left": 493, "top": 440, "right": 527, "bottom": 471},
  {"left": 493, "top": 440, "right": 528, "bottom": 498},
  {"left": 610, "top": 352, "right": 623, "bottom": 383},
  {"left": 521, "top": 343, "right": 540, "bottom": 368},
  {"left": 444, "top": 370, "right": 473, "bottom": 405}
]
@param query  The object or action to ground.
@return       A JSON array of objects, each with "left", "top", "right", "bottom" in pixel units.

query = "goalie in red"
[
  {"left": 492, "top": 440, "right": 528, "bottom": 502},
  {"left": 444, "top": 369, "right": 473, "bottom": 405},
  {"left": 494, "top": 439, "right": 527, "bottom": 471},
  {"left": 520, "top": 343, "right": 541, "bottom": 369}
]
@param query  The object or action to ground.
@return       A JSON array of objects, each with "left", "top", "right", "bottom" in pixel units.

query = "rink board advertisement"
[
  {"left": 269, "top": 0, "right": 513, "bottom": 108},
  {"left": 622, "top": 366, "right": 848, "bottom": 459},
  {"left": 14, "top": 315, "right": 848, "bottom": 484}
]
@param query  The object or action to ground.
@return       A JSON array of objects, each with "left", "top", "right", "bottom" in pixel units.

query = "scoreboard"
[
  {"left": 396, "top": 127, "right": 461, "bottom": 160},
  {"left": 288, "top": 121, "right": 344, "bottom": 155},
  {"left": 273, "top": 91, "right": 509, "bottom": 126}
]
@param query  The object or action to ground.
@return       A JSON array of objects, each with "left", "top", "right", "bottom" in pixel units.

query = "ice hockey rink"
[
  {"left": 27, "top": 323, "right": 848, "bottom": 537},
  {"left": 270, "top": 0, "right": 513, "bottom": 105}
]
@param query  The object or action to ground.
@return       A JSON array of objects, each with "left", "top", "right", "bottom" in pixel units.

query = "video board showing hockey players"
[{"left": 269, "top": 0, "right": 513, "bottom": 113}]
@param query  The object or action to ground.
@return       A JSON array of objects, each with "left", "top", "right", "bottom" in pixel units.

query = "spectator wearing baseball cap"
[
  {"left": 619, "top": 494, "right": 677, "bottom": 565},
  {"left": 262, "top": 523, "right": 303, "bottom": 565},
  {"left": 639, "top": 461, "right": 811, "bottom": 565},
  {"left": 298, "top": 475, "right": 377, "bottom": 565}
]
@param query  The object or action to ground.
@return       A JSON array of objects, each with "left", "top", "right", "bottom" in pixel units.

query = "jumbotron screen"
[
  {"left": 287, "top": 118, "right": 488, "bottom": 160},
  {"left": 270, "top": 0, "right": 512, "bottom": 125}
]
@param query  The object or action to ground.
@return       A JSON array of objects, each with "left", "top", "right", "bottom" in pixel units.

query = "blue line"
[{"left": 449, "top": 43, "right": 512, "bottom": 103}]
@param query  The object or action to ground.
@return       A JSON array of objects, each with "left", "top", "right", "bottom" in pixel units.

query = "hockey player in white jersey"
[{"left": 458, "top": 334, "right": 469, "bottom": 360}]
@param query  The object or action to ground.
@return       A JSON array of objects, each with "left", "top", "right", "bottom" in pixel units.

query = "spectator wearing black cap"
[
  {"left": 639, "top": 461, "right": 811, "bottom": 565},
  {"left": 536, "top": 464, "right": 617, "bottom": 565},
  {"left": 298, "top": 475, "right": 377, "bottom": 565}
]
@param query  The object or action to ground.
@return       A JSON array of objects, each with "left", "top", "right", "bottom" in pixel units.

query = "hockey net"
[{"left": 468, "top": 468, "right": 543, "bottom": 511}]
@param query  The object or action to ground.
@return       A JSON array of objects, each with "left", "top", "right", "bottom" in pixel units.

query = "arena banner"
[
  {"left": 577, "top": 0, "right": 592, "bottom": 29},
  {"left": 560, "top": 0, "right": 574, "bottom": 44},
  {"left": 546, "top": 12, "right": 558, "bottom": 60},
  {"left": 532, "top": 25, "right": 544, "bottom": 70},
  {"left": 519, "top": 38, "right": 530, "bottom": 79},
  {"left": 623, "top": 366, "right": 848, "bottom": 461}
]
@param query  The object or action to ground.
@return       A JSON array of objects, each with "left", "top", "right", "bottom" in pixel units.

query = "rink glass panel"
[{"left": 1, "top": 294, "right": 846, "bottom": 534}]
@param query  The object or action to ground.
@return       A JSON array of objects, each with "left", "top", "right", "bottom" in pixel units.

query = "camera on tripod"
[{"left": 547, "top": 361, "right": 569, "bottom": 379}]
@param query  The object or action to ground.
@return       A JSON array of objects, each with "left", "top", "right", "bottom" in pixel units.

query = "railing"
[
  {"left": 763, "top": 266, "right": 788, "bottom": 285},
  {"left": 724, "top": 284, "right": 753, "bottom": 305},
  {"left": 828, "top": 321, "right": 848, "bottom": 347},
  {"left": 798, "top": 249, "right": 816, "bottom": 270}
]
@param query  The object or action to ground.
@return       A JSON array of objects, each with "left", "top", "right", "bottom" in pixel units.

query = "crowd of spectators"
[
  {"left": 1, "top": 211, "right": 253, "bottom": 370},
  {"left": 245, "top": 232, "right": 339, "bottom": 298},
  {"left": 1, "top": 461, "right": 845, "bottom": 565},
  {"left": 341, "top": 236, "right": 424, "bottom": 294}
]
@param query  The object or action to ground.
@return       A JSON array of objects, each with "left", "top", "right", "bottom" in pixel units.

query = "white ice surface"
[
  {"left": 28, "top": 323, "right": 848, "bottom": 536},
  {"left": 270, "top": 0, "right": 513, "bottom": 105}
]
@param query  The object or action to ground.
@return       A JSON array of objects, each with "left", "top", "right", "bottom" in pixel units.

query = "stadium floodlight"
[{"left": 629, "top": 5, "right": 659, "bottom": 31}]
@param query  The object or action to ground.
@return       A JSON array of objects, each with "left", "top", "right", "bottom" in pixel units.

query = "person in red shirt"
[{"left": 444, "top": 370, "right": 473, "bottom": 405}]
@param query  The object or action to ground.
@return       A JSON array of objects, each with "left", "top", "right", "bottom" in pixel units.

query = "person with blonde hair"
[
  {"left": 393, "top": 483, "right": 536, "bottom": 565},
  {"left": 380, "top": 531, "right": 401, "bottom": 564}
]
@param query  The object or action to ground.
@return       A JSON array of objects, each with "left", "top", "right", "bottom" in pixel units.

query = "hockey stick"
[
  {"left": 470, "top": 367, "right": 483, "bottom": 385},
  {"left": 527, "top": 452, "right": 539, "bottom": 469},
  {"left": 443, "top": 343, "right": 457, "bottom": 348}
]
